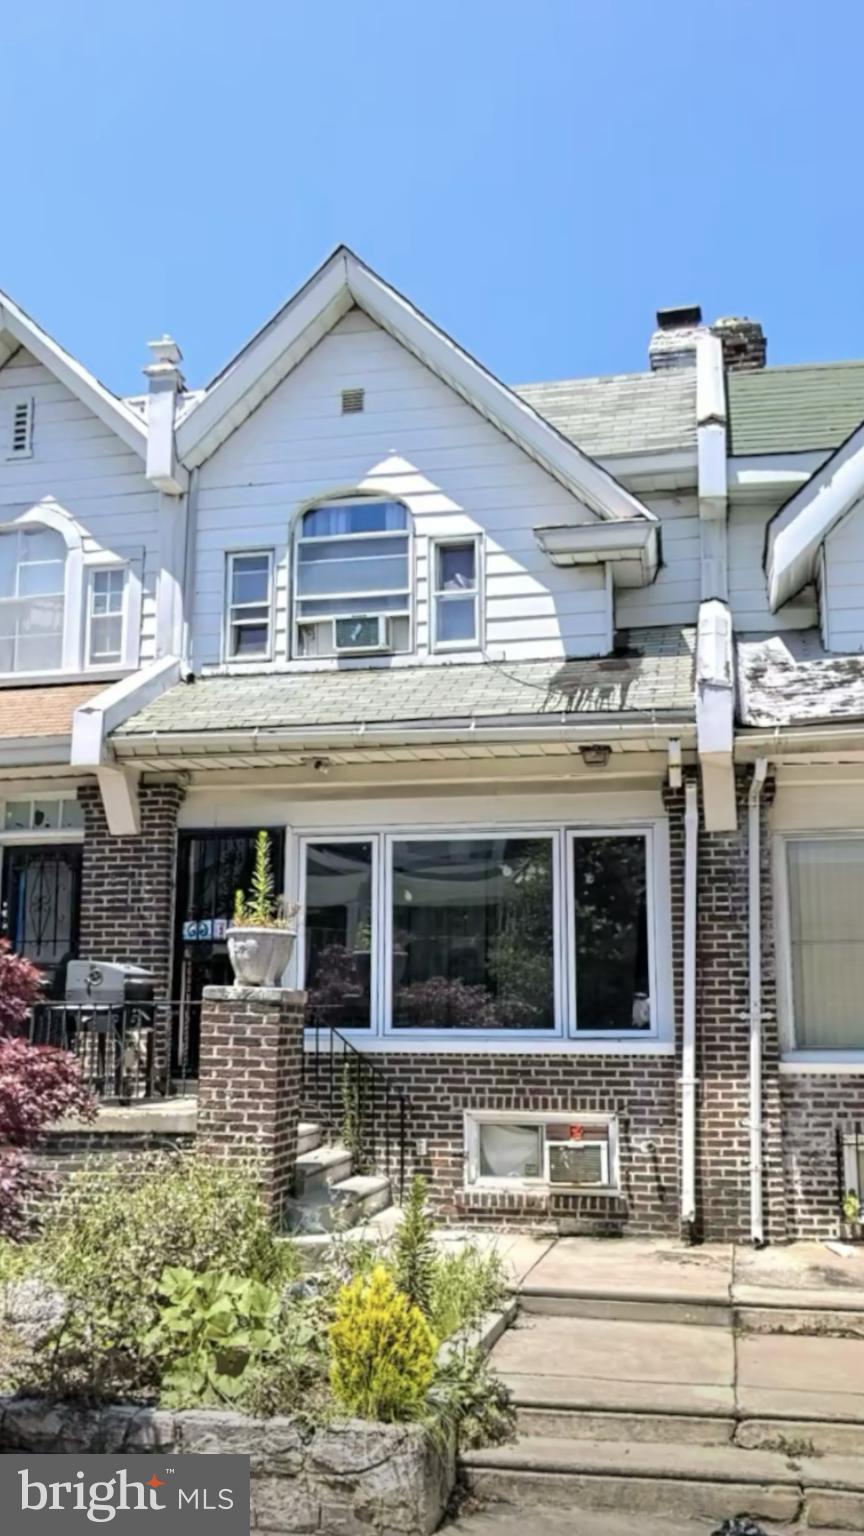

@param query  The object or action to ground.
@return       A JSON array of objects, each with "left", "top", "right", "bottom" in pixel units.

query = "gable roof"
[
  {"left": 175, "top": 247, "right": 656, "bottom": 525},
  {"left": 0, "top": 289, "right": 148, "bottom": 459},
  {"left": 765, "top": 413, "right": 864, "bottom": 610},
  {"left": 728, "top": 362, "right": 864, "bottom": 456}
]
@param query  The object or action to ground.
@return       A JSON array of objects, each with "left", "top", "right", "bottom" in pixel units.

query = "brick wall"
[
  {"left": 198, "top": 985, "right": 305, "bottom": 1223},
  {"left": 77, "top": 780, "right": 185, "bottom": 997}
]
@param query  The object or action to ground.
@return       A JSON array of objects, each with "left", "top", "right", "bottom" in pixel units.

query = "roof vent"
[
  {"left": 649, "top": 306, "right": 703, "bottom": 372},
  {"left": 7, "top": 398, "right": 34, "bottom": 459},
  {"left": 341, "top": 387, "right": 365, "bottom": 414}
]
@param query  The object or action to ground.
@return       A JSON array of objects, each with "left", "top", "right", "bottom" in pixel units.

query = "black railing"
[
  {"left": 837, "top": 1120, "right": 863, "bottom": 1228},
  {"left": 302, "top": 1008, "right": 411, "bottom": 1202},
  {"left": 27, "top": 1001, "right": 196, "bottom": 1103}
]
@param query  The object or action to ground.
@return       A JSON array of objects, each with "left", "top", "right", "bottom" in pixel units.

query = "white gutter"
[
  {"left": 681, "top": 778, "right": 699, "bottom": 1238},
  {"left": 748, "top": 758, "right": 769, "bottom": 1247}
]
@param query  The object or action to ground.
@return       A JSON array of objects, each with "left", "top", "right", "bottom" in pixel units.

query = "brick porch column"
[{"left": 197, "top": 985, "right": 306, "bottom": 1225}]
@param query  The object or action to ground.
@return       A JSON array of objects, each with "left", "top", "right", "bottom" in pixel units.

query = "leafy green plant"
[
  {"left": 240, "top": 1296, "right": 330, "bottom": 1420},
  {"left": 428, "top": 1243, "right": 508, "bottom": 1340},
  {"left": 843, "top": 1190, "right": 862, "bottom": 1224},
  {"left": 430, "top": 1344, "right": 517, "bottom": 1450},
  {"left": 329, "top": 1264, "right": 437, "bottom": 1422},
  {"left": 393, "top": 1175, "right": 437, "bottom": 1317},
  {"left": 27, "top": 1152, "right": 298, "bottom": 1402},
  {"left": 144, "top": 1266, "right": 281, "bottom": 1408},
  {"left": 233, "top": 831, "right": 299, "bottom": 928},
  {"left": 340, "top": 1060, "right": 365, "bottom": 1171}
]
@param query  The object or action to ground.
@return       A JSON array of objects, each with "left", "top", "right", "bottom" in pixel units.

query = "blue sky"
[{"left": 4, "top": 0, "right": 862, "bottom": 395}]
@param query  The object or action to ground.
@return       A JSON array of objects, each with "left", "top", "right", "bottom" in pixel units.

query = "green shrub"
[
  {"left": 26, "top": 1151, "right": 297, "bottom": 1402},
  {"left": 144, "top": 1266, "right": 282, "bottom": 1409},
  {"left": 329, "top": 1264, "right": 437, "bottom": 1422},
  {"left": 428, "top": 1244, "right": 508, "bottom": 1340},
  {"left": 240, "top": 1299, "right": 330, "bottom": 1421},
  {"left": 392, "top": 1176, "right": 436, "bottom": 1317},
  {"left": 430, "top": 1344, "right": 517, "bottom": 1450}
]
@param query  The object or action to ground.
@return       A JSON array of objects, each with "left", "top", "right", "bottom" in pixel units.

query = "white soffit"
[
  {"left": 766, "top": 417, "right": 864, "bottom": 611},
  {"left": 533, "top": 520, "right": 659, "bottom": 586},
  {"left": 175, "top": 246, "right": 657, "bottom": 526},
  {"left": 0, "top": 290, "right": 148, "bottom": 460}
]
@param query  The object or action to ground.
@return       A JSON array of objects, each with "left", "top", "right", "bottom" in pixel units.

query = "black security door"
[{"left": 0, "top": 843, "right": 82, "bottom": 996}]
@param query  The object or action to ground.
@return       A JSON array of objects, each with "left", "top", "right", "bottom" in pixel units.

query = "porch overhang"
[{"left": 533, "top": 522, "right": 659, "bottom": 586}]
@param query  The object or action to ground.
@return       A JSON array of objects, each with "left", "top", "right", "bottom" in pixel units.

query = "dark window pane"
[
  {"left": 572, "top": 835, "right": 649, "bottom": 1030},
  {"left": 305, "top": 842, "right": 373, "bottom": 1030},
  {"left": 437, "top": 543, "right": 475, "bottom": 590},
  {"left": 302, "top": 501, "right": 407, "bottom": 537},
  {"left": 231, "top": 622, "right": 269, "bottom": 656},
  {"left": 392, "top": 837, "right": 555, "bottom": 1031}
]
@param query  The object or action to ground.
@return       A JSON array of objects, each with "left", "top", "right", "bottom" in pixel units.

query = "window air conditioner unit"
[
  {"left": 547, "top": 1139, "right": 609, "bottom": 1187},
  {"left": 333, "top": 615, "right": 391, "bottom": 653}
]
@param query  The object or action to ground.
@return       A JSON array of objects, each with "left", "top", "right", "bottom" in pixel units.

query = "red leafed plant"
[{"left": 0, "top": 939, "right": 94, "bottom": 1238}]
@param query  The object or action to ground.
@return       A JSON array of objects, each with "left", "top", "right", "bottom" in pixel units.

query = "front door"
[
  {"left": 0, "top": 843, "right": 82, "bottom": 997},
  {"left": 173, "top": 828, "right": 286, "bottom": 1075}
]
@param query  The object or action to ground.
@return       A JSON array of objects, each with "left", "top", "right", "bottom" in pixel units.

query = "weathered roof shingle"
[
  {"left": 728, "top": 363, "right": 864, "bottom": 456},
  {"left": 114, "top": 630, "right": 696, "bottom": 739},
  {"left": 0, "top": 683, "right": 103, "bottom": 740},
  {"left": 737, "top": 632, "right": 864, "bottom": 727},
  {"left": 516, "top": 370, "right": 697, "bottom": 458}
]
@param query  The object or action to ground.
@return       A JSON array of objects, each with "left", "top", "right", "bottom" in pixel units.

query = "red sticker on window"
[{"left": 568, "top": 1124, "right": 583, "bottom": 1140}]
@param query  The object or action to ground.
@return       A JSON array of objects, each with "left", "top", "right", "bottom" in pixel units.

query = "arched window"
[
  {"left": 294, "top": 497, "right": 411, "bottom": 657},
  {"left": 0, "top": 523, "right": 67, "bottom": 673}
]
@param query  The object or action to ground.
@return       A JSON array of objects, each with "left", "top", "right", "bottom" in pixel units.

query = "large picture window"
[
  {"left": 390, "top": 837, "right": 555, "bottom": 1031},
  {"left": 294, "top": 498, "right": 411, "bottom": 657},
  {"left": 785, "top": 837, "right": 864, "bottom": 1052},
  {"left": 298, "top": 823, "right": 669, "bottom": 1042}
]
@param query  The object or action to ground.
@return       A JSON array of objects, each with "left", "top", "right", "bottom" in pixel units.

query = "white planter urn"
[{"left": 226, "top": 926, "right": 297, "bottom": 988}]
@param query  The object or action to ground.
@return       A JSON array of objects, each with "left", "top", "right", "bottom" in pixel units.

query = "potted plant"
[{"left": 226, "top": 831, "right": 300, "bottom": 987}]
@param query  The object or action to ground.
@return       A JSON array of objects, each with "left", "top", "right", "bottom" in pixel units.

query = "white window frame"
[
  {"left": 297, "top": 833, "right": 381, "bottom": 1032},
  {"left": 0, "top": 794, "right": 85, "bottom": 844},
  {"left": 430, "top": 534, "right": 482, "bottom": 652},
  {"left": 7, "top": 398, "right": 34, "bottom": 460},
  {"left": 86, "top": 567, "right": 127, "bottom": 668},
  {"left": 776, "top": 830, "right": 864, "bottom": 1069},
  {"left": 223, "top": 549, "right": 274, "bottom": 663},
  {"left": 293, "top": 818, "right": 673, "bottom": 1050},
  {"left": 463, "top": 1109, "right": 620, "bottom": 1194},
  {"left": 291, "top": 496, "right": 414, "bottom": 659}
]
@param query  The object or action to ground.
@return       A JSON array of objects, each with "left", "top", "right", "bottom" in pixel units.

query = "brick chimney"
[
  {"left": 709, "top": 316, "right": 767, "bottom": 372},
  {"left": 648, "top": 306, "right": 703, "bottom": 371}
]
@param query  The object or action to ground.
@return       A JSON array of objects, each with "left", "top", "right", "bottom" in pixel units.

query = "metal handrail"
[
  {"left": 26, "top": 1000, "right": 194, "bottom": 1104},
  {"left": 302, "top": 1007, "right": 411, "bottom": 1202}
]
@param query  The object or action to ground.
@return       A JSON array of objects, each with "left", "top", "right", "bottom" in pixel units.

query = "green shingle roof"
[
  {"left": 516, "top": 370, "right": 697, "bottom": 458},
  {"left": 728, "top": 362, "right": 864, "bottom": 455},
  {"left": 113, "top": 630, "right": 696, "bottom": 740}
]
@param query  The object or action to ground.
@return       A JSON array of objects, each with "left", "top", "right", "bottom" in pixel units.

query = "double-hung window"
[
  {"left": 783, "top": 836, "right": 864, "bottom": 1052},
  {"left": 431, "top": 538, "right": 480, "bottom": 649},
  {"left": 87, "top": 569, "right": 125, "bottom": 665},
  {"left": 0, "top": 525, "right": 66, "bottom": 673},
  {"left": 299, "top": 823, "right": 669, "bottom": 1041},
  {"left": 225, "top": 551, "right": 273, "bottom": 660},
  {"left": 294, "top": 498, "right": 411, "bottom": 656}
]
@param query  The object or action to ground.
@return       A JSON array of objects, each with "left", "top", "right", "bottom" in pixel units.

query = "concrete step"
[
  {"left": 330, "top": 1173, "right": 393, "bottom": 1222},
  {"left": 516, "top": 1405, "right": 735, "bottom": 1445},
  {"left": 461, "top": 1434, "right": 864, "bottom": 1527},
  {"left": 297, "top": 1121, "right": 324, "bottom": 1156},
  {"left": 519, "top": 1290, "right": 732, "bottom": 1327},
  {"left": 293, "top": 1143, "right": 353, "bottom": 1196},
  {"left": 445, "top": 1506, "right": 862, "bottom": 1536}
]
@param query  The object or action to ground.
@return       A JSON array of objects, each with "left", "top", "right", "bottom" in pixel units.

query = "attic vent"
[
  {"left": 8, "top": 398, "right": 34, "bottom": 458},
  {"left": 341, "top": 387, "right": 365, "bottom": 415}
]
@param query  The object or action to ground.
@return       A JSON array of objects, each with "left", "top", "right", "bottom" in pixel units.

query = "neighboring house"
[{"left": 3, "top": 248, "right": 864, "bottom": 1243}]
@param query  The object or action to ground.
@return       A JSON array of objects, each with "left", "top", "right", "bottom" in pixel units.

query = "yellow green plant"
[{"left": 329, "top": 1264, "right": 437, "bottom": 1422}]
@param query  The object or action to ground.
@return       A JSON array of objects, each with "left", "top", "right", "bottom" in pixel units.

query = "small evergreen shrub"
[
  {"left": 329, "top": 1264, "right": 437, "bottom": 1422},
  {"left": 393, "top": 1175, "right": 436, "bottom": 1316}
]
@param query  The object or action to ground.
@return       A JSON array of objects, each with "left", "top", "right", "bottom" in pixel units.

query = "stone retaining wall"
[{"left": 0, "top": 1398, "right": 454, "bottom": 1536}]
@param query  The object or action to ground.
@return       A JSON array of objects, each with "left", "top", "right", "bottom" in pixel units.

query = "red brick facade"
[
  {"left": 197, "top": 985, "right": 305, "bottom": 1222},
  {"left": 77, "top": 780, "right": 185, "bottom": 998}
]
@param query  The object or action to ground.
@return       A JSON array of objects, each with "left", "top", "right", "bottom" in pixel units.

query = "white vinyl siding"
[
  {"left": 616, "top": 494, "right": 700, "bottom": 627},
  {"left": 728, "top": 502, "right": 817, "bottom": 632},
  {"left": 0, "top": 349, "right": 160, "bottom": 667},
  {"left": 192, "top": 307, "right": 612, "bottom": 669},
  {"left": 823, "top": 498, "right": 864, "bottom": 652}
]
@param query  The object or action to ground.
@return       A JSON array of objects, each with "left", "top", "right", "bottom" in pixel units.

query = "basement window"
[{"left": 465, "top": 1113, "right": 618, "bottom": 1191}]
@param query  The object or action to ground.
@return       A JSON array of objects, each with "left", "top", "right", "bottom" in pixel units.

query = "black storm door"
[{"left": 0, "top": 843, "right": 82, "bottom": 996}]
